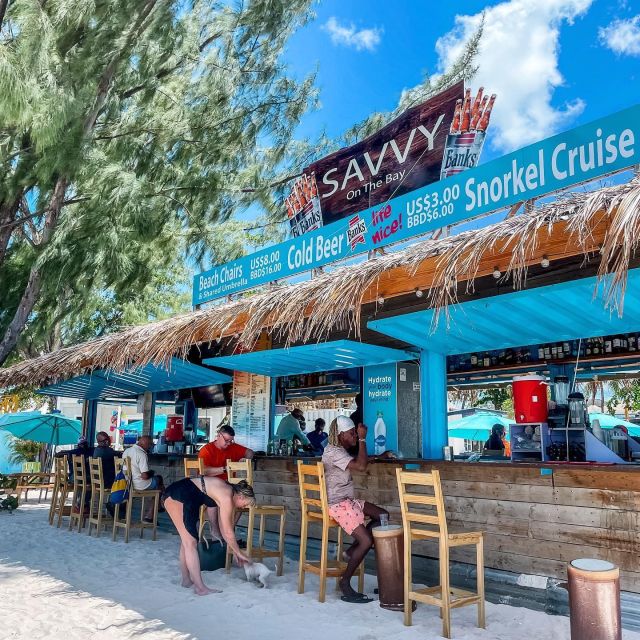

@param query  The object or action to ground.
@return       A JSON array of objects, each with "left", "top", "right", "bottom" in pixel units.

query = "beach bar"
[{"left": 2, "top": 98, "right": 640, "bottom": 625}]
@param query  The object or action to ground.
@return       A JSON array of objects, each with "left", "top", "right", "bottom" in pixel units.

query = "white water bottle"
[{"left": 374, "top": 411, "right": 387, "bottom": 454}]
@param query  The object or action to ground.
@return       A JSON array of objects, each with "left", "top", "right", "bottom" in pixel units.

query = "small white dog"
[{"left": 243, "top": 561, "right": 274, "bottom": 588}]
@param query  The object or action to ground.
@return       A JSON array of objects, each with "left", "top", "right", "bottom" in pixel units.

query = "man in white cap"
[{"left": 321, "top": 415, "right": 388, "bottom": 603}]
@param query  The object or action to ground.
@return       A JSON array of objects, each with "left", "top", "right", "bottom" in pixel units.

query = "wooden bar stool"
[
  {"left": 224, "top": 459, "right": 287, "bottom": 575},
  {"left": 87, "top": 457, "right": 112, "bottom": 537},
  {"left": 297, "top": 460, "right": 364, "bottom": 603},
  {"left": 112, "top": 458, "right": 161, "bottom": 542},
  {"left": 69, "top": 455, "right": 88, "bottom": 532},
  {"left": 396, "top": 468, "right": 485, "bottom": 639},
  {"left": 184, "top": 458, "right": 209, "bottom": 541},
  {"left": 49, "top": 457, "right": 72, "bottom": 527}
]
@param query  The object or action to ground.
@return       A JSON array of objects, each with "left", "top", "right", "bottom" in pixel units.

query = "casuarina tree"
[{"left": 0, "top": 0, "right": 316, "bottom": 365}]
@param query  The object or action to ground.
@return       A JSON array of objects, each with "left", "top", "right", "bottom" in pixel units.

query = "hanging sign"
[{"left": 193, "top": 103, "right": 640, "bottom": 305}]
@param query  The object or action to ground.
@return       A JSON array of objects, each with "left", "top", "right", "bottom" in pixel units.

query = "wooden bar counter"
[{"left": 248, "top": 457, "right": 640, "bottom": 594}]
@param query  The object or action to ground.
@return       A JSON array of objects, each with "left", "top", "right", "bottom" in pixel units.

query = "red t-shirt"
[{"left": 198, "top": 442, "right": 248, "bottom": 481}]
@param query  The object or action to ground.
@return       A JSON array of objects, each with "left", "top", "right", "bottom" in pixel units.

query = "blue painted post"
[
  {"left": 83, "top": 399, "right": 98, "bottom": 444},
  {"left": 420, "top": 349, "right": 448, "bottom": 460},
  {"left": 269, "top": 377, "right": 277, "bottom": 441}
]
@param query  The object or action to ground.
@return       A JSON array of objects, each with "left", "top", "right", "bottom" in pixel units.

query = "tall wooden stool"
[
  {"left": 224, "top": 459, "right": 286, "bottom": 575},
  {"left": 49, "top": 457, "right": 72, "bottom": 527},
  {"left": 87, "top": 457, "right": 112, "bottom": 537},
  {"left": 69, "top": 455, "right": 88, "bottom": 532},
  {"left": 112, "top": 457, "right": 161, "bottom": 542},
  {"left": 184, "top": 458, "right": 209, "bottom": 541},
  {"left": 297, "top": 460, "right": 364, "bottom": 603},
  {"left": 396, "top": 468, "right": 485, "bottom": 639}
]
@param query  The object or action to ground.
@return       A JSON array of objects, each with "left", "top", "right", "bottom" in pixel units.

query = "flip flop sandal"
[{"left": 341, "top": 593, "right": 374, "bottom": 603}]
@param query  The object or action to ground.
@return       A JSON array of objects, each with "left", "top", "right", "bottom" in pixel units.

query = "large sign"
[
  {"left": 363, "top": 363, "right": 398, "bottom": 455},
  {"left": 286, "top": 82, "right": 463, "bottom": 234},
  {"left": 193, "top": 104, "right": 640, "bottom": 305}
]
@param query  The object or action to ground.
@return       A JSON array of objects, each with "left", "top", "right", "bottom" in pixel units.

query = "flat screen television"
[{"left": 191, "top": 383, "right": 232, "bottom": 408}]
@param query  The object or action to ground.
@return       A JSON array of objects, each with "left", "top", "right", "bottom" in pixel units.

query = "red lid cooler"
[
  {"left": 513, "top": 375, "right": 548, "bottom": 423},
  {"left": 165, "top": 414, "right": 184, "bottom": 442}
]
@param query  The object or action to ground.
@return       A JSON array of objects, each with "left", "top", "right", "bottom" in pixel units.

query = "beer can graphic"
[
  {"left": 287, "top": 172, "right": 323, "bottom": 238},
  {"left": 440, "top": 89, "right": 495, "bottom": 180}
]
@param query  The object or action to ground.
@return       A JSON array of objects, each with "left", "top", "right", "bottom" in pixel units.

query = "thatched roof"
[{"left": 2, "top": 177, "right": 640, "bottom": 389}]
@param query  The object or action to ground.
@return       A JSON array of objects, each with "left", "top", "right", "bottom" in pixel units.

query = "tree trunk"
[
  {"left": 0, "top": 177, "right": 68, "bottom": 366},
  {"left": 0, "top": 197, "right": 21, "bottom": 263}
]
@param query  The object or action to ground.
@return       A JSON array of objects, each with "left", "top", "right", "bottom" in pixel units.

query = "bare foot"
[
  {"left": 339, "top": 577, "right": 359, "bottom": 598},
  {"left": 181, "top": 578, "right": 193, "bottom": 588},
  {"left": 193, "top": 585, "right": 222, "bottom": 596}
]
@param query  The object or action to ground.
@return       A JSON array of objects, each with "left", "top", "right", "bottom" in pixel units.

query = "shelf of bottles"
[{"left": 447, "top": 332, "right": 640, "bottom": 376}]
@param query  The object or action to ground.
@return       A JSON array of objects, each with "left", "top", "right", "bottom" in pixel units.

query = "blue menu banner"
[{"left": 194, "top": 104, "right": 640, "bottom": 305}]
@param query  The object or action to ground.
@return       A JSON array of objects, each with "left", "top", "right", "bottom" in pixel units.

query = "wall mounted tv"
[{"left": 191, "top": 383, "right": 232, "bottom": 408}]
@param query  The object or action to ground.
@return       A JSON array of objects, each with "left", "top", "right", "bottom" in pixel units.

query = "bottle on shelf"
[
  {"left": 604, "top": 336, "right": 613, "bottom": 354},
  {"left": 629, "top": 333, "right": 637, "bottom": 352},
  {"left": 537, "top": 345, "right": 545, "bottom": 360}
]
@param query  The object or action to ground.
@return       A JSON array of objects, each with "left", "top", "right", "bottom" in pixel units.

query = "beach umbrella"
[
  {"left": 588, "top": 412, "right": 640, "bottom": 437},
  {"left": 448, "top": 412, "right": 512, "bottom": 441},
  {"left": 0, "top": 411, "right": 82, "bottom": 446}
]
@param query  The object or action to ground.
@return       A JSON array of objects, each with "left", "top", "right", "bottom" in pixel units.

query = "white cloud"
[
  {"left": 435, "top": 0, "right": 593, "bottom": 152},
  {"left": 599, "top": 15, "right": 640, "bottom": 56},
  {"left": 322, "top": 17, "right": 382, "bottom": 52}
]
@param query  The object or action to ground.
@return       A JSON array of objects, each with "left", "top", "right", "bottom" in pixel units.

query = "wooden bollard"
[{"left": 568, "top": 559, "right": 621, "bottom": 640}]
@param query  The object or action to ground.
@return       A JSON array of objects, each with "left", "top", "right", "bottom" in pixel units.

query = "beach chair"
[
  {"left": 183, "top": 458, "right": 209, "bottom": 541},
  {"left": 87, "top": 457, "right": 112, "bottom": 537},
  {"left": 297, "top": 460, "right": 364, "bottom": 603},
  {"left": 69, "top": 455, "right": 89, "bottom": 532},
  {"left": 396, "top": 468, "right": 485, "bottom": 639},
  {"left": 224, "top": 459, "right": 286, "bottom": 576},
  {"left": 112, "top": 457, "right": 160, "bottom": 543},
  {"left": 49, "top": 456, "right": 72, "bottom": 527}
]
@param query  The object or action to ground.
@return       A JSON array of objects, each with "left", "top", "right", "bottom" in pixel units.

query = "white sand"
[{"left": 1, "top": 505, "right": 636, "bottom": 640}]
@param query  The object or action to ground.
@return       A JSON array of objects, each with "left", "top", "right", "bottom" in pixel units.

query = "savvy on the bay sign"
[{"left": 193, "top": 104, "right": 640, "bottom": 306}]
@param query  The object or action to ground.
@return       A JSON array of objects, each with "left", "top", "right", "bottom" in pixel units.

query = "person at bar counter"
[
  {"left": 163, "top": 475, "right": 255, "bottom": 595},
  {"left": 275, "top": 407, "right": 311, "bottom": 447},
  {"left": 307, "top": 418, "right": 328, "bottom": 455},
  {"left": 484, "top": 424, "right": 507, "bottom": 453},
  {"left": 198, "top": 425, "right": 254, "bottom": 480},
  {"left": 55, "top": 435, "right": 94, "bottom": 481},
  {"left": 198, "top": 425, "right": 254, "bottom": 539},
  {"left": 322, "top": 415, "right": 388, "bottom": 604},
  {"left": 122, "top": 435, "right": 165, "bottom": 522},
  {"left": 92, "top": 431, "right": 121, "bottom": 515}
]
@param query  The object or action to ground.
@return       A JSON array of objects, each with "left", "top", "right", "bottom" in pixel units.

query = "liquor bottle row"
[
  {"left": 282, "top": 372, "right": 345, "bottom": 389},
  {"left": 447, "top": 332, "right": 640, "bottom": 373}
]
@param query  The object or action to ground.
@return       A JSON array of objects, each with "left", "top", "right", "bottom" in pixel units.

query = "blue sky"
[{"left": 282, "top": 0, "right": 640, "bottom": 162}]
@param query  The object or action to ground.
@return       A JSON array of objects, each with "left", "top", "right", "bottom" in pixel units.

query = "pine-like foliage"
[{"left": 0, "top": 0, "right": 316, "bottom": 363}]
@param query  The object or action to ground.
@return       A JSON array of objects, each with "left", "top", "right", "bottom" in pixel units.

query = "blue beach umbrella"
[
  {"left": 0, "top": 411, "right": 82, "bottom": 446},
  {"left": 448, "top": 412, "right": 512, "bottom": 442},
  {"left": 588, "top": 412, "right": 640, "bottom": 437}
]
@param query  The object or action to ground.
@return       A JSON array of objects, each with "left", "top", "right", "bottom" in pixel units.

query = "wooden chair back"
[
  {"left": 88, "top": 457, "right": 104, "bottom": 491},
  {"left": 226, "top": 459, "right": 254, "bottom": 485},
  {"left": 54, "top": 456, "right": 68, "bottom": 485},
  {"left": 184, "top": 458, "right": 204, "bottom": 478},
  {"left": 396, "top": 468, "right": 447, "bottom": 542},
  {"left": 71, "top": 455, "right": 87, "bottom": 488},
  {"left": 297, "top": 460, "right": 330, "bottom": 522}
]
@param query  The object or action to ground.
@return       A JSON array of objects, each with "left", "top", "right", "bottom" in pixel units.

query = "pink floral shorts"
[{"left": 328, "top": 498, "right": 366, "bottom": 535}]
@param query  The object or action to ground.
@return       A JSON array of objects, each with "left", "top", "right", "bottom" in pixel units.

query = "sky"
[{"left": 281, "top": 0, "right": 640, "bottom": 162}]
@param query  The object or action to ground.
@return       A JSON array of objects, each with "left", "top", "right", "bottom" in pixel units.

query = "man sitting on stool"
[
  {"left": 122, "top": 435, "right": 164, "bottom": 522},
  {"left": 322, "top": 415, "right": 388, "bottom": 603}
]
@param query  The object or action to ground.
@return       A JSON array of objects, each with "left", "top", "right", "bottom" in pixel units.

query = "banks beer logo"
[
  {"left": 347, "top": 214, "right": 367, "bottom": 250},
  {"left": 440, "top": 88, "right": 496, "bottom": 179},
  {"left": 286, "top": 173, "right": 323, "bottom": 238}
]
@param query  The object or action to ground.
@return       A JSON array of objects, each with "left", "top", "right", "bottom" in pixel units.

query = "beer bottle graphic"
[{"left": 374, "top": 411, "right": 387, "bottom": 455}]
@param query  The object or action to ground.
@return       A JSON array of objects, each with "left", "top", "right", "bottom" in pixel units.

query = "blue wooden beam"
[{"left": 420, "top": 350, "right": 447, "bottom": 460}]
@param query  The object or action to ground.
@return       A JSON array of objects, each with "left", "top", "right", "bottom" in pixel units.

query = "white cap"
[{"left": 336, "top": 415, "right": 355, "bottom": 434}]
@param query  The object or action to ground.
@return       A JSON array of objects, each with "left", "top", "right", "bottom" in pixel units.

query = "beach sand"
[{"left": 1, "top": 504, "right": 636, "bottom": 639}]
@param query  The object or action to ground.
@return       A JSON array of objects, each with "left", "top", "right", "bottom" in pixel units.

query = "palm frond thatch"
[{"left": 2, "top": 177, "right": 640, "bottom": 389}]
